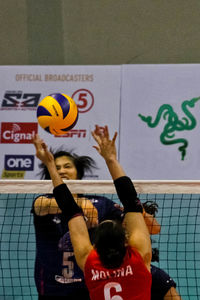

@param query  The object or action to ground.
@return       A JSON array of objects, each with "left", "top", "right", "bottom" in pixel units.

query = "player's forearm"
[
  {"left": 68, "top": 216, "right": 93, "bottom": 270},
  {"left": 46, "top": 161, "right": 63, "bottom": 187},
  {"left": 53, "top": 183, "right": 83, "bottom": 221},
  {"left": 45, "top": 161, "right": 83, "bottom": 222},
  {"left": 105, "top": 159, "right": 143, "bottom": 213},
  {"left": 114, "top": 176, "right": 143, "bottom": 213},
  {"left": 105, "top": 157, "right": 126, "bottom": 180}
]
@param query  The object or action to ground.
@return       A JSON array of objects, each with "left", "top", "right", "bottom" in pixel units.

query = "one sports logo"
[
  {"left": 138, "top": 97, "right": 200, "bottom": 160},
  {"left": 5, "top": 155, "right": 34, "bottom": 171}
]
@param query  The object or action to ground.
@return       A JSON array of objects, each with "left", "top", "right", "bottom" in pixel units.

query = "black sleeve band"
[
  {"left": 114, "top": 176, "right": 143, "bottom": 213},
  {"left": 53, "top": 183, "right": 83, "bottom": 221}
]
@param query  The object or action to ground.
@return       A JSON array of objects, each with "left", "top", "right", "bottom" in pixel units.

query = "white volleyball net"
[{"left": 0, "top": 180, "right": 200, "bottom": 299}]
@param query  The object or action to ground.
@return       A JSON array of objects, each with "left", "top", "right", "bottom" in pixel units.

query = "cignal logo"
[
  {"left": 0, "top": 122, "right": 38, "bottom": 143},
  {"left": 5, "top": 155, "right": 34, "bottom": 171},
  {"left": 1, "top": 91, "right": 41, "bottom": 110}
]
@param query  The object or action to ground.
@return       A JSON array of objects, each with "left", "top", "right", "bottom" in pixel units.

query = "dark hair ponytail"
[
  {"left": 94, "top": 220, "right": 126, "bottom": 269},
  {"left": 142, "top": 200, "right": 158, "bottom": 217}
]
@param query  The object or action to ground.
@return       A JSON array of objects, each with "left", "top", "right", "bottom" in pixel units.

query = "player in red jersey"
[{"left": 33, "top": 125, "right": 152, "bottom": 300}]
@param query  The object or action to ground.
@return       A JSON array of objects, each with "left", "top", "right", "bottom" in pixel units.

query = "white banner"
[
  {"left": 0, "top": 66, "right": 121, "bottom": 179},
  {"left": 120, "top": 64, "right": 200, "bottom": 179}
]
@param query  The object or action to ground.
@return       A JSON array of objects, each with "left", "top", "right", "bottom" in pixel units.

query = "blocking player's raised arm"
[{"left": 91, "top": 125, "right": 152, "bottom": 270}]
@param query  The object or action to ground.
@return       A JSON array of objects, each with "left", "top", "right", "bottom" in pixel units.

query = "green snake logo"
[{"left": 138, "top": 97, "right": 200, "bottom": 160}]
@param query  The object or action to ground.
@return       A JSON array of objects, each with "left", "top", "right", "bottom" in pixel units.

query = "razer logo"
[{"left": 138, "top": 97, "right": 200, "bottom": 160}]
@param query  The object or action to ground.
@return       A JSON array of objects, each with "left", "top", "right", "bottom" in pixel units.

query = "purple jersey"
[
  {"left": 31, "top": 194, "right": 122, "bottom": 296},
  {"left": 151, "top": 265, "right": 176, "bottom": 299}
]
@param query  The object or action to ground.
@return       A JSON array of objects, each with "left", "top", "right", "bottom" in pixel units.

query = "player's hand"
[
  {"left": 32, "top": 134, "right": 54, "bottom": 165},
  {"left": 91, "top": 125, "right": 117, "bottom": 161}
]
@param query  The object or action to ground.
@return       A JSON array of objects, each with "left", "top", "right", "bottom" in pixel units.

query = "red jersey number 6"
[{"left": 104, "top": 282, "right": 123, "bottom": 300}]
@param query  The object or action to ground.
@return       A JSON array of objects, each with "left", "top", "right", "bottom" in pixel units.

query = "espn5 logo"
[
  {"left": 4, "top": 155, "right": 34, "bottom": 171},
  {"left": 1, "top": 91, "right": 41, "bottom": 109}
]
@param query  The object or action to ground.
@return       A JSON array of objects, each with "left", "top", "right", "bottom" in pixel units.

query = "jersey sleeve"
[
  {"left": 93, "top": 195, "right": 123, "bottom": 222},
  {"left": 151, "top": 264, "right": 177, "bottom": 299}
]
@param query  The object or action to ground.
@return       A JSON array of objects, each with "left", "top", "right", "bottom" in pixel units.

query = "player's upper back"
[{"left": 84, "top": 246, "right": 152, "bottom": 300}]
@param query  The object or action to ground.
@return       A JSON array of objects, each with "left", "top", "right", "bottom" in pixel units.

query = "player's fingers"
[
  {"left": 32, "top": 133, "right": 38, "bottom": 144},
  {"left": 91, "top": 131, "right": 97, "bottom": 141},
  {"left": 93, "top": 125, "right": 101, "bottom": 136},
  {"left": 92, "top": 145, "right": 100, "bottom": 153},
  {"left": 94, "top": 125, "right": 104, "bottom": 139},
  {"left": 91, "top": 131, "right": 102, "bottom": 145},
  {"left": 104, "top": 125, "right": 109, "bottom": 140},
  {"left": 41, "top": 142, "right": 48, "bottom": 151},
  {"left": 93, "top": 125, "right": 98, "bottom": 136},
  {"left": 33, "top": 135, "right": 46, "bottom": 154},
  {"left": 112, "top": 131, "right": 118, "bottom": 143},
  {"left": 32, "top": 134, "right": 41, "bottom": 148}
]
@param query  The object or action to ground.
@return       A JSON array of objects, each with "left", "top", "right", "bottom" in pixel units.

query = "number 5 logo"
[
  {"left": 104, "top": 282, "right": 123, "bottom": 300},
  {"left": 71, "top": 89, "right": 94, "bottom": 113}
]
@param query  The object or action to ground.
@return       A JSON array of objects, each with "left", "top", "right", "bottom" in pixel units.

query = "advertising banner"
[
  {"left": 120, "top": 64, "right": 200, "bottom": 179},
  {"left": 0, "top": 66, "right": 121, "bottom": 179}
]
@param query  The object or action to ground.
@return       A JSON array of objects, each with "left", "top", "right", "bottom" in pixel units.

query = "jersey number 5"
[{"left": 104, "top": 282, "right": 123, "bottom": 300}]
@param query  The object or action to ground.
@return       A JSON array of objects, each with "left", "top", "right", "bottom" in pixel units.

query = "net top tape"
[{"left": 1, "top": 180, "right": 200, "bottom": 194}]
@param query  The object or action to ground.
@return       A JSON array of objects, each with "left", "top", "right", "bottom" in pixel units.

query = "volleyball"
[{"left": 37, "top": 93, "right": 78, "bottom": 135}]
